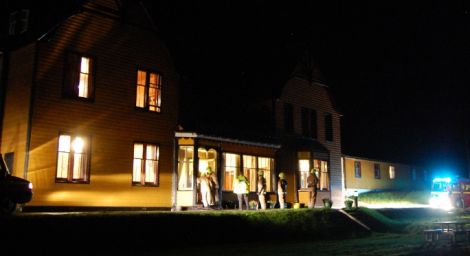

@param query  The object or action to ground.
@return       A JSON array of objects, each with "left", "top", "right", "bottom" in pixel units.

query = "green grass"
[
  {"left": 4, "top": 207, "right": 469, "bottom": 255},
  {"left": 359, "top": 190, "right": 431, "bottom": 205}
]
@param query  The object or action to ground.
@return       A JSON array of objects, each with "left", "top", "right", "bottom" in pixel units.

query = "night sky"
[
  {"left": 2, "top": 0, "right": 470, "bottom": 177},
  {"left": 146, "top": 1, "right": 470, "bottom": 177}
]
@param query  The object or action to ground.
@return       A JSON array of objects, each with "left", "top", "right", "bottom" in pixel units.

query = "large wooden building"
[
  {"left": 342, "top": 155, "right": 428, "bottom": 196},
  {"left": 1, "top": 0, "right": 344, "bottom": 210},
  {"left": 1, "top": 0, "right": 179, "bottom": 208}
]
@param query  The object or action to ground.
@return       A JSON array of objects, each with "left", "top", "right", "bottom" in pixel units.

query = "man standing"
[
  {"left": 234, "top": 175, "right": 249, "bottom": 210},
  {"left": 257, "top": 171, "right": 266, "bottom": 210},
  {"left": 307, "top": 168, "right": 319, "bottom": 208},
  {"left": 277, "top": 172, "right": 287, "bottom": 209},
  {"left": 207, "top": 167, "right": 219, "bottom": 206},
  {"left": 198, "top": 173, "right": 211, "bottom": 208}
]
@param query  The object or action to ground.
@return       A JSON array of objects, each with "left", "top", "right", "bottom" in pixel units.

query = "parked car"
[{"left": 0, "top": 154, "right": 33, "bottom": 214}]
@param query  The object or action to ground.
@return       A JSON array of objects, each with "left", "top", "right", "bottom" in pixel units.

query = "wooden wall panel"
[{"left": 23, "top": 7, "right": 178, "bottom": 207}]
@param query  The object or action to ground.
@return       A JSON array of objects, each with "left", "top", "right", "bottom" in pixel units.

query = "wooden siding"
[
  {"left": 22, "top": 6, "right": 178, "bottom": 207},
  {"left": 276, "top": 78, "right": 342, "bottom": 205},
  {"left": 343, "top": 156, "right": 424, "bottom": 193},
  {"left": 1, "top": 43, "right": 36, "bottom": 178}
]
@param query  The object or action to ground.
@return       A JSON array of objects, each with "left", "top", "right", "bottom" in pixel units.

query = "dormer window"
[
  {"left": 63, "top": 52, "right": 95, "bottom": 100},
  {"left": 9, "top": 9, "right": 29, "bottom": 36}
]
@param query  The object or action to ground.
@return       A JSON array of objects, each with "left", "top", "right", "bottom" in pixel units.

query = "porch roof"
[{"left": 175, "top": 132, "right": 281, "bottom": 149}]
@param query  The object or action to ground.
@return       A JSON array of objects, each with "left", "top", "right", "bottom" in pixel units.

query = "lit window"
[
  {"left": 223, "top": 153, "right": 240, "bottom": 191},
  {"left": 243, "top": 155, "right": 257, "bottom": 192},
  {"left": 136, "top": 70, "right": 162, "bottom": 112},
  {"left": 319, "top": 160, "right": 329, "bottom": 190},
  {"left": 56, "top": 134, "right": 90, "bottom": 183},
  {"left": 299, "top": 159, "right": 310, "bottom": 189},
  {"left": 389, "top": 166, "right": 396, "bottom": 179},
  {"left": 133, "top": 143, "right": 159, "bottom": 186},
  {"left": 374, "top": 163, "right": 381, "bottom": 179},
  {"left": 258, "top": 157, "right": 273, "bottom": 192},
  {"left": 177, "top": 146, "right": 193, "bottom": 190},
  {"left": 63, "top": 52, "right": 94, "bottom": 99},
  {"left": 354, "top": 161, "right": 361, "bottom": 178}
]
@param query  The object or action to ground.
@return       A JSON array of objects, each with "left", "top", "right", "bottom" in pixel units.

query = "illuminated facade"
[
  {"left": 1, "top": 1, "right": 344, "bottom": 210},
  {"left": 271, "top": 61, "right": 343, "bottom": 207},
  {"left": 0, "top": 0, "right": 179, "bottom": 208},
  {"left": 342, "top": 155, "right": 427, "bottom": 195}
]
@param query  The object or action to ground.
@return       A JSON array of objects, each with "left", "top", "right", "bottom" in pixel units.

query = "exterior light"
[{"left": 28, "top": 182, "right": 33, "bottom": 190}]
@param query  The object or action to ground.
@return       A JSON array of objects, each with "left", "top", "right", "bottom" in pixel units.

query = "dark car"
[{"left": 0, "top": 154, "right": 33, "bottom": 214}]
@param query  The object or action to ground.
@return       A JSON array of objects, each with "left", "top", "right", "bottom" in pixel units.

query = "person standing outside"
[
  {"left": 207, "top": 167, "right": 218, "bottom": 206},
  {"left": 277, "top": 172, "right": 287, "bottom": 209},
  {"left": 307, "top": 168, "right": 319, "bottom": 208},
  {"left": 257, "top": 171, "right": 267, "bottom": 210},
  {"left": 198, "top": 172, "right": 211, "bottom": 208},
  {"left": 234, "top": 174, "right": 249, "bottom": 210}
]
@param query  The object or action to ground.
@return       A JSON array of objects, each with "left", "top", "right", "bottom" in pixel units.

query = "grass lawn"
[
  {"left": 358, "top": 190, "right": 430, "bottom": 206},
  {"left": 3, "top": 207, "right": 470, "bottom": 255}
]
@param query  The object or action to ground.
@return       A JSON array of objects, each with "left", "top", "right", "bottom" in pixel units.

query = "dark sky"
[
  {"left": 3, "top": 0, "right": 470, "bottom": 177},
  {"left": 146, "top": 1, "right": 470, "bottom": 177}
]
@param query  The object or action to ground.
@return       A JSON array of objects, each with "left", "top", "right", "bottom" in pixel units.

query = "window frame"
[
  {"left": 135, "top": 68, "right": 163, "bottom": 113},
  {"left": 284, "top": 103, "right": 294, "bottom": 133},
  {"left": 222, "top": 152, "right": 274, "bottom": 192},
  {"left": 389, "top": 166, "right": 396, "bottom": 180},
  {"left": 55, "top": 133, "right": 92, "bottom": 184},
  {"left": 62, "top": 51, "right": 96, "bottom": 101},
  {"left": 132, "top": 142, "right": 160, "bottom": 187},
  {"left": 354, "top": 161, "right": 361, "bottom": 178},
  {"left": 374, "top": 163, "right": 381, "bottom": 179},
  {"left": 324, "top": 112, "right": 333, "bottom": 142}
]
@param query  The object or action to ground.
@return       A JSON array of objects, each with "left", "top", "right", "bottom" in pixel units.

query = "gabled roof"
[{"left": 1, "top": 0, "right": 158, "bottom": 50}]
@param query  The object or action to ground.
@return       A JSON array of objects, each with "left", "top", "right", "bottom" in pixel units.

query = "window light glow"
[
  {"left": 78, "top": 57, "right": 90, "bottom": 98},
  {"left": 72, "top": 137, "right": 85, "bottom": 153}
]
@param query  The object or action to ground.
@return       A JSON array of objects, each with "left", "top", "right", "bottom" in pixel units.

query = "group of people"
[
  {"left": 234, "top": 171, "right": 290, "bottom": 210},
  {"left": 200, "top": 167, "right": 319, "bottom": 210},
  {"left": 197, "top": 167, "right": 219, "bottom": 208}
]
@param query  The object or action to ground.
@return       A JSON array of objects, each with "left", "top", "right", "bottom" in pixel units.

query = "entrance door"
[
  {"left": 176, "top": 146, "right": 194, "bottom": 207},
  {"left": 197, "top": 148, "right": 218, "bottom": 207}
]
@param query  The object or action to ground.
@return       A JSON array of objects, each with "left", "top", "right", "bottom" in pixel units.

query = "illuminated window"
[
  {"left": 56, "top": 134, "right": 90, "bottom": 183},
  {"left": 389, "top": 166, "right": 396, "bottom": 179},
  {"left": 177, "top": 146, "right": 193, "bottom": 190},
  {"left": 374, "top": 163, "right": 381, "bottom": 179},
  {"left": 63, "top": 52, "right": 94, "bottom": 99},
  {"left": 299, "top": 159, "right": 310, "bottom": 189},
  {"left": 133, "top": 143, "right": 159, "bottom": 186},
  {"left": 223, "top": 153, "right": 240, "bottom": 191},
  {"left": 258, "top": 157, "right": 273, "bottom": 192},
  {"left": 354, "top": 161, "right": 361, "bottom": 178},
  {"left": 243, "top": 155, "right": 257, "bottom": 192},
  {"left": 136, "top": 70, "right": 162, "bottom": 112},
  {"left": 319, "top": 160, "right": 329, "bottom": 190}
]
